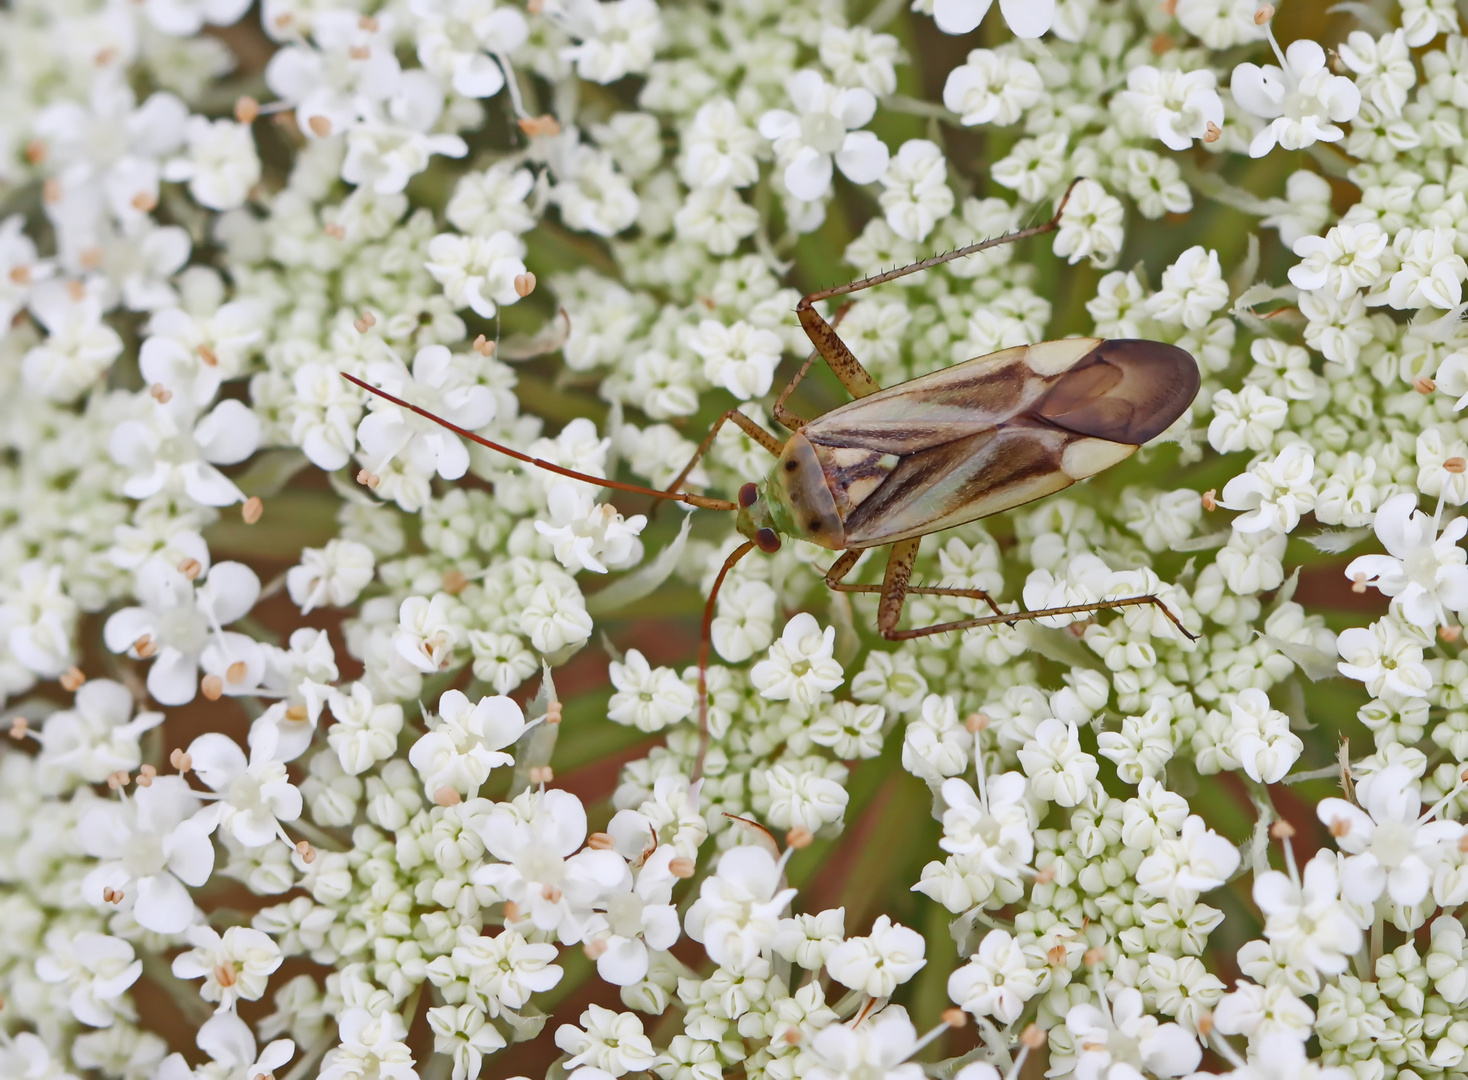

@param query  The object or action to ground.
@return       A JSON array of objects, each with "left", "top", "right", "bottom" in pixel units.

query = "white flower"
[
  {"left": 428, "top": 1004, "right": 506, "bottom": 1080},
  {"left": 79, "top": 775, "right": 213, "bottom": 933},
  {"left": 1146, "top": 245, "right": 1229, "bottom": 329},
  {"left": 878, "top": 140, "right": 953, "bottom": 242},
  {"left": 1065, "top": 988, "right": 1201, "bottom": 1080},
  {"left": 1052, "top": 178, "right": 1124, "bottom": 268},
  {"left": 409, "top": 688, "right": 525, "bottom": 797},
  {"left": 33, "top": 678, "right": 163, "bottom": 791},
  {"left": 759, "top": 70, "right": 890, "bottom": 202},
  {"left": 446, "top": 161, "right": 537, "bottom": 236},
  {"left": 424, "top": 231, "right": 528, "bottom": 319},
  {"left": 685, "top": 319, "right": 785, "bottom": 400},
  {"left": 109, "top": 397, "right": 261, "bottom": 508},
  {"left": 1386, "top": 226, "right": 1468, "bottom": 310},
  {"left": 1317, "top": 764, "right": 1463, "bottom": 907},
  {"left": 679, "top": 99, "right": 762, "bottom": 189},
  {"left": 1208, "top": 385, "right": 1289, "bottom": 454},
  {"left": 144, "top": 0, "right": 251, "bottom": 35},
  {"left": 937, "top": 773, "right": 1034, "bottom": 879},
  {"left": 1231, "top": 37, "right": 1362, "bottom": 157},
  {"left": 189, "top": 725, "right": 303, "bottom": 848},
  {"left": 287, "top": 539, "right": 375, "bottom": 614},
  {"left": 583, "top": 845, "right": 681, "bottom": 986},
  {"left": 355, "top": 347, "right": 497, "bottom": 500},
  {"left": 1176, "top": 0, "right": 1267, "bottom": 49},
  {"left": 1254, "top": 855, "right": 1362, "bottom": 976},
  {"left": 102, "top": 560, "right": 261, "bottom": 706},
  {"left": 930, "top": 0, "right": 1054, "bottom": 37},
  {"left": 446, "top": 925, "right": 563, "bottom": 1016},
  {"left": 685, "top": 845, "right": 798, "bottom": 973},
  {"left": 710, "top": 579, "right": 777, "bottom": 663},
  {"left": 949, "top": 929, "right": 1043, "bottom": 1024},
  {"left": 1401, "top": 0, "right": 1459, "bottom": 47},
  {"left": 318, "top": 1008, "right": 418, "bottom": 1080},
  {"left": 1338, "top": 30, "right": 1416, "bottom": 119},
  {"left": 820, "top": 25, "right": 901, "bottom": 97},
  {"left": 1346, "top": 492, "right": 1468, "bottom": 629},
  {"left": 412, "top": 0, "right": 528, "bottom": 99},
  {"left": 1288, "top": 221, "right": 1388, "bottom": 300},
  {"left": 556, "top": 1004, "right": 658, "bottom": 1075},
  {"left": 1016, "top": 718, "right": 1098, "bottom": 808},
  {"left": 472, "top": 788, "right": 626, "bottom": 942},
  {"left": 558, "top": 0, "right": 662, "bottom": 84},
  {"left": 327, "top": 682, "right": 405, "bottom": 775},
  {"left": 750, "top": 613, "right": 845, "bottom": 709},
  {"left": 341, "top": 71, "right": 469, "bottom": 194},
  {"left": 797, "top": 1007, "right": 925, "bottom": 1080},
  {"left": 21, "top": 282, "right": 124, "bottom": 402},
  {"left": 1117, "top": 65, "right": 1225, "bottom": 151},
  {"left": 171, "top": 924, "right": 283, "bottom": 1011},
  {"left": 1219, "top": 445, "right": 1317, "bottom": 535},
  {"left": 1227, "top": 688, "right": 1303, "bottom": 785},
  {"left": 1262, "top": 170, "right": 1334, "bottom": 247},
  {"left": 608, "top": 649, "right": 695, "bottom": 733},
  {"left": 547, "top": 139, "right": 640, "bottom": 237},
  {"left": 1137, "top": 814, "right": 1240, "bottom": 901},
  {"left": 395, "top": 592, "right": 464, "bottom": 672},
  {"left": 1336, "top": 617, "right": 1433, "bottom": 700},
  {"left": 535, "top": 482, "right": 647, "bottom": 575},
  {"left": 942, "top": 49, "right": 1043, "bottom": 126},
  {"left": 824, "top": 915, "right": 925, "bottom": 997},
  {"left": 0, "top": 215, "right": 52, "bottom": 334},
  {"left": 35, "top": 931, "right": 142, "bottom": 1028},
  {"left": 762, "top": 764, "right": 849, "bottom": 834},
  {"left": 162, "top": 117, "right": 261, "bottom": 210}
]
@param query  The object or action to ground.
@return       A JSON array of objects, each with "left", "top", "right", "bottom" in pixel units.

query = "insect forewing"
[{"left": 798, "top": 339, "right": 1199, "bottom": 549}]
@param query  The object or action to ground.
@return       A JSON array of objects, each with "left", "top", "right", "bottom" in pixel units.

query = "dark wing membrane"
[{"left": 841, "top": 424, "right": 1077, "bottom": 548}]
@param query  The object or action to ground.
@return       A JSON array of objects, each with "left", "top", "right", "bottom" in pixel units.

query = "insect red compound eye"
[
  {"left": 755, "top": 528, "right": 781, "bottom": 553},
  {"left": 739, "top": 482, "right": 759, "bottom": 508}
]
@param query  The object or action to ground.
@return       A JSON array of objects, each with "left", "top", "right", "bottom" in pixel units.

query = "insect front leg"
[
  {"left": 822, "top": 546, "right": 1005, "bottom": 617},
  {"left": 664, "top": 408, "right": 785, "bottom": 497},
  {"left": 881, "top": 595, "right": 1197, "bottom": 642}
]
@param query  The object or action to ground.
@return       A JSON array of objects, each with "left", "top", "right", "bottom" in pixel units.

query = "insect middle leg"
[
  {"left": 789, "top": 178, "right": 1085, "bottom": 410},
  {"left": 882, "top": 596, "right": 1197, "bottom": 642},
  {"left": 823, "top": 541, "right": 1007, "bottom": 621},
  {"left": 664, "top": 408, "right": 785, "bottom": 497}
]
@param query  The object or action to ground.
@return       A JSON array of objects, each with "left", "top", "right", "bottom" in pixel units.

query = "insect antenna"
[
  {"left": 691, "top": 539, "right": 756, "bottom": 786},
  {"left": 341, "top": 372, "right": 738, "bottom": 512}
]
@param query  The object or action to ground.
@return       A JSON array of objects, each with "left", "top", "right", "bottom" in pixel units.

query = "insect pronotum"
[{"left": 344, "top": 178, "right": 1202, "bottom": 781}]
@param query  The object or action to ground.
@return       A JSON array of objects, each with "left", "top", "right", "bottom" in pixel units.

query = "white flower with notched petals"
[
  {"left": 930, "top": 0, "right": 1053, "bottom": 37},
  {"left": 684, "top": 845, "right": 798, "bottom": 973},
  {"left": 826, "top": 915, "right": 926, "bottom": 998},
  {"left": 425, "top": 231, "right": 528, "bottom": 319},
  {"left": 942, "top": 49, "right": 1043, "bottom": 127},
  {"left": 796, "top": 1006, "right": 925, "bottom": 1080},
  {"left": 35, "top": 931, "right": 142, "bottom": 1029},
  {"left": 762, "top": 764, "right": 849, "bottom": 834},
  {"left": 1288, "top": 221, "right": 1388, "bottom": 300},
  {"left": 582, "top": 845, "right": 681, "bottom": 986},
  {"left": 33, "top": 678, "right": 163, "bottom": 791},
  {"left": 608, "top": 649, "right": 695, "bottom": 733},
  {"left": 948, "top": 929, "right": 1043, "bottom": 1024},
  {"left": 446, "top": 161, "right": 537, "bottom": 236},
  {"left": 143, "top": 0, "right": 250, "bottom": 35},
  {"left": 1336, "top": 617, "right": 1433, "bottom": 700},
  {"left": 0, "top": 215, "right": 53, "bottom": 335},
  {"left": 1017, "top": 718, "right": 1098, "bottom": 808},
  {"left": 171, "top": 924, "right": 283, "bottom": 1012},
  {"left": 558, "top": 0, "right": 662, "bottom": 84},
  {"left": 1346, "top": 492, "right": 1468, "bottom": 629},
  {"left": 1117, "top": 65, "right": 1225, "bottom": 151},
  {"left": 1146, "top": 245, "right": 1229, "bottom": 329},
  {"left": 1338, "top": 30, "right": 1416, "bottom": 119},
  {"left": 556, "top": 1004, "right": 659, "bottom": 1075},
  {"left": 160, "top": 1013, "right": 293, "bottom": 1080},
  {"left": 0, "top": 562, "right": 78, "bottom": 681},
  {"left": 79, "top": 775, "right": 213, "bottom": 933},
  {"left": 685, "top": 319, "right": 784, "bottom": 401},
  {"left": 326, "top": 682, "right": 404, "bottom": 775},
  {"left": 679, "top": 99, "right": 762, "bottom": 190},
  {"left": 759, "top": 70, "right": 890, "bottom": 202},
  {"left": 1226, "top": 688, "right": 1303, "bottom": 785},
  {"left": 820, "top": 25, "right": 901, "bottom": 97},
  {"left": 287, "top": 539, "right": 375, "bottom": 614},
  {"left": 536, "top": 482, "right": 647, "bottom": 575},
  {"left": 1317, "top": 764, "right": 1463, "bottom": 907},
  {"left": 409, "top": 688, "right": 525, "bottom": 797},
  {"left": 1066, "top": 988, "right": 1201, "bottom": 1079},
  {"left": 1254, "top": 854, "right": 1362, "bottom": 976},
  {"left": 1176, "top": 0, "right": 1267, "bottom": 49},
  {"left": 162, "top": 117, "right": 260, "bottom": 210},
  {"left": 318, "top": 1009, "right": 416, "bottom": 1080},
  {"left": 447, "top": 925, "right": 563, "bottom": 1016},
  {"left": 1137, "top": 814, "right": 1240, "bottom": 901},
  {"left": 1231, "top": 37, "right": 1362, "bottom": 157},
  {"left": 937, "top": 773, "right": 1034, "bottom": 880},
  {"left": 102, "top": 560, "right": 261, "bottom": 706},
  {"left": 750, "top": 613, "right": 845, "bottom": 709},
  {"left": 547, "top": 138, "right": 641, "bottom": 237},
  {"left": 710, "top": 579, "right": 777, "bottom": 663},
  {"left": 1401, "top": 0, "right": 1459, "bottom": 47},
  {"left": 1208, "top": 385, "right": 1288, "bottom": 454},
  {"left": 879, "top": 140, "right": 953, "bottom": 242},
  {"left": 189, "top": 726, "right": 303, "bottom": 849},
  {"left": 427, "top": 1004, "right": 505, "bottom": 1080},
  {"left": 110, "top": 396, "right": 261, "bottom": 508},
  {"left": 1386, "top": 226, "right": 1468, "bottom": 310},
  {"left": 1053, "top": 178, "right": 1124, "bottom": 268},
  {"left": 341, "top": 71, "right": 469, "bottom": 194},
  {"left": 411, "top": 0, "right": 528, "bottom": 99},
  {"left": 21, "top": 281, "right": 123, "bottom": 402},
  {"left": 1219, "top": 444, "right": 1317, "bottom": 534}
]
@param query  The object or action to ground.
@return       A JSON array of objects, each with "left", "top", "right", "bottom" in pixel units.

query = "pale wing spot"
[
  {"left": 1023, "top": 338, "right": 1102, "bottom": 376},
  {"left": 1060, "top": 437, "right": 1136, "bottom": 480}
]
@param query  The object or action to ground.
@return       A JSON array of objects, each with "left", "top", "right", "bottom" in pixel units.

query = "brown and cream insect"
[{"left": 344, "top": 179, "right": 1201, "bottom": 766}]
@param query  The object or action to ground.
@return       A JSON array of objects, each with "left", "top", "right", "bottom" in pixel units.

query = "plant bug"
[{"left": 343, "top": 179, "right": 1200, "bottom": 777}]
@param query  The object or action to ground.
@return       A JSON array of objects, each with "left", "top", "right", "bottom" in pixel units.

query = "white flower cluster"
[{"left": 9, "top": 0, "right": 1468, "bottom": 1078}]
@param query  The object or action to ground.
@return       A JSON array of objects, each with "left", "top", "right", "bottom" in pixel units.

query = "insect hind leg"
[{"left": 881, "top": 594, "right": 1197, "bottom": 642}]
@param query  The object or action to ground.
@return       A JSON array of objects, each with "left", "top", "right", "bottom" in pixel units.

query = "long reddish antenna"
[
  {"left": 691, "top": 540, "right": 756, "bottom": 785},
  {"left": 342, "top": 372, "right": 738, "bottom": 512}
]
